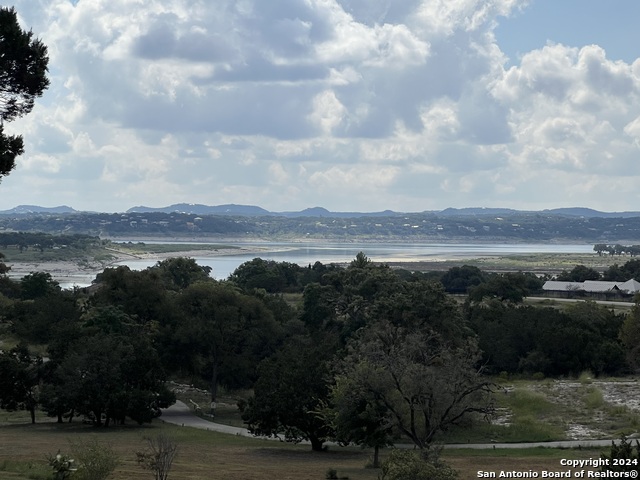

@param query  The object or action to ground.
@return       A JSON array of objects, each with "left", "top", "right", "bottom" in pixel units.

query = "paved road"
[
  {"left": 525, "top": 297, "right": 635, "bottom": 307},
  {"left": 161, "top": 400, "right": 261, "bottom": 437},
  {"left": 161, "top": 401, "right": 621, "bottom": 450},
  {"left": 444, "top": 439, "right": 619, "bottom": 449}
]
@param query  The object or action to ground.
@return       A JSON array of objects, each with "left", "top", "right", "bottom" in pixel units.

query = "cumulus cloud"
[{"left": 3, "top": 0, "right": 640, "bottom": 212}]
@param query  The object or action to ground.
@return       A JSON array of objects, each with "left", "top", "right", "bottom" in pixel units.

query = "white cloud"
[
  {"left": 308, "top": 90, "right": 347, "bottom": 134},
  {"left": 3, "top": 0, "right": 640, "bottom": 213}
]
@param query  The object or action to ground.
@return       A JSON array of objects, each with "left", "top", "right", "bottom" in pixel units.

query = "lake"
[{"left": 114, "top": 241, "right": 596, "bottom": 281}]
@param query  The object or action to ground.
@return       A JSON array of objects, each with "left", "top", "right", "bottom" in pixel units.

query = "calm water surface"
[{"left": 115, "top": 241, "right": 595, "bottom": 280}]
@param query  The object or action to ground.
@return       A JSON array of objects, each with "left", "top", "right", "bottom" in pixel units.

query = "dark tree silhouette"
[{"left": 0, "top": 7, "right": 50, "bottom": 179}]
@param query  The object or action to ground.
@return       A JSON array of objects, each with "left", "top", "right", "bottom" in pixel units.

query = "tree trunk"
[
  {"left": 57, "top": 413, "right": 63, "bottom": 423},
  {"left": 94, "top": 409, "right": 103, "bottom": 427},
  {"left": 373, "top": 445, "right": 380, "bottom": 468},
  {"left": 29, "top": 407, "right": 36, "bottom": 424},
  {"left": 309, "top": 435, "right": 324, "bottom": 452},
  {"left": 210, "top": 361, "right": 218, "bottom": 416}
]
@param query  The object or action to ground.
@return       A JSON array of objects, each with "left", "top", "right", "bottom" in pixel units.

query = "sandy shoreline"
[
  {"left": 3, "top": 242, "right": 606, "bottom": 287},
  {"left": 4, "top": 246, "right": 278, "bottom": 287}
]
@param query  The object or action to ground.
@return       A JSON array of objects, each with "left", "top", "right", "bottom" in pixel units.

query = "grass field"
[
  {"left": 0, "top": 377, "right": 630, "bottom": 479},
  {"left": 173, "top": 377, "right": 640, "bottom": 447},
  {"left": 0, "top": 242, "right": 240, "bottom": 266},
  {"left": 0, "top": 418, "right": 613, "bottom": 480},
  {"left": 113, "top": 242, "right": 240, "bottom": 255},
  {"left": 386, "top": 252, "right": 631, "bottom": 275}
]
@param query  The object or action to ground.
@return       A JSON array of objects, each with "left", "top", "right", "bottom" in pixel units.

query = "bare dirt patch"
[{"left": 500, "top": 378, "right": 640, "bottom": 440}]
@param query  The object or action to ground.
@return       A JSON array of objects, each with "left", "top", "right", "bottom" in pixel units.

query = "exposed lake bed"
[{"left": 3, "top": 239, "right": 619, "bottom": 288}]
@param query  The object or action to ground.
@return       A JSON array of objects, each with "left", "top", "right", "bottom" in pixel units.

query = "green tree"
[
  {"left": 468, "top": 272, "right": 542, "bottom": 303},
  {"left": 594, "top": 244, "right": 608, "bottom": 256},
  {"left": 0, "top": 343, "right": 42, "bottom": 423},
  {"left": 171, "top": 282, "right": 280, "bottom": 410},
  {"left": 337, "top": 320, "right": 494, "bottom": 451},
  {"left": 557, "top": 265, "right": 601, "bottom": 282},
  {"left": 328, "top": 370, "right": 394, "bottom": 467},
  {"left": 604, "top": 259, "right": 640, "bottom": 282},
  {"left": 0, "top": 251, "right": 9, "bottom": 275},
  {"left": 91, "top": 266, "right": 169, "bottom": 325},
  {"left": 242, "top": 335, "right": 335, "bottom": 451},
  {"left": 440, "top": 265, "right": 486, "bottom": 294},
  {"left": 0, "top": 6, "right": 50, "bottom": 179},
  {"left": 54, "top": 325, "right": 174, "bottom": 427},
  {"left": 350, "top": 251, "right": 372, "bottom": 268},
  {"left": 9, "top": 288, "right": 79, "bottom": 343},
  {"left": 468, "top": 301, "right": 626, "bottom": 376},
  {"left": 620, "top": 302, "right": 640, "bottom": 372},
  {"left": 20, "top": 271, "right": 60, "bottom": 299},
  {"left": 229, "top": 258, "right": 302, "bottom": 293},
  {"left": 150, "top": 257, "right": 212, "bottom": 290}
]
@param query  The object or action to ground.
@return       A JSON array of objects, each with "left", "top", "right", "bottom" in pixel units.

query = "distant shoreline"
[
  {"left": 5, "top": 244, "right": 279, "bottom": 287},
  {"left": 4, "top": 242, "right": 622, "bottom": 289}
]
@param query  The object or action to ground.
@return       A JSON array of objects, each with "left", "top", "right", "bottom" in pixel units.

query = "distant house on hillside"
[{"left": 542, "top": 279, "right": 640, "bottom": 299}]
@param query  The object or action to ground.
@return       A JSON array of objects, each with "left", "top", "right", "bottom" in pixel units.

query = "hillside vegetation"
[
  {"left": 3, "top": 210, "right": 640, "bottom": 241},
  {"left": 2, "top": 253, "right": 640, "bottom": 478}
]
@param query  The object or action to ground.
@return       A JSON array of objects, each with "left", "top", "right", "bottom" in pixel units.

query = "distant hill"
[
  {"left": 127, "top": 204, "right": 640, "bottom": 218},
  {"left": 438, "top": 207, "right": 521, "bottom": 216},
  {"left": 3, "top": 203, "right": 640, "bottom": 219},
  {"left": 0, "top": 205, "right": 77, "bottom": 215},
  {"left": 544, "top": 207, "right": 640, "bottom": 218},
  {"left": 3, "top": 204, "right": 640, "bottom": 242},
  {"left": 128, "top": 203, "right": 403, "bottom": 218},
  {"left": 127, "top": 203, "right": 272, "bottom": 216},
  {"left": 278, "top": 207, "right": 402, "bottom": 218}
]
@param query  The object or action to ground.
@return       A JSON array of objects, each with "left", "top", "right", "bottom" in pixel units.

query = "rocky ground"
[{"left": 498, "top": 378, "right": 640, "bottom": 440}]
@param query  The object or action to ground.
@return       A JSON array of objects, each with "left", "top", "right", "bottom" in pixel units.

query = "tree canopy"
[
  {"left": 335, "top": 319, "right": 494, "bottom": 450},
  {"left": 0, "top": 6, "right": 50, "bottom": 180}
]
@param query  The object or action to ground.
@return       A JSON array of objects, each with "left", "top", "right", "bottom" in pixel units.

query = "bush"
[
  {"left": 379, "top": 449, "right": 458, "bottom": 480},
  {"left": 47, "top": 452, "right": 77, "bottom": 480},
  {"left": 70, "top": 438, "right": 119, "bottom": 480},
  {"left": 600, "top": 436, "right": 640, "bottom": 474},
  {"left": 326, "top": 468, "right": 338, "bottom": 479},
  {"left": 136, "top": 433, "right": 178, "bottom": 480}
]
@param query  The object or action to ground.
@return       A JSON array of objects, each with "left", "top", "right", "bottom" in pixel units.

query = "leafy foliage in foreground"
[
  {"left": 600, "top": 436, "right": 640, "bottom": 474},
  {"left": 380, "top": 449, "right": 458, "bottom": 480}
]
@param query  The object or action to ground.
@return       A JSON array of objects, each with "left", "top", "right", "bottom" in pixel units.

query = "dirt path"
[
  {"left": 161, "top": 400, "right": 278, "bottom": 440},
  {"left": 160, "top": 401, "right": 620, "bottom": 450}
]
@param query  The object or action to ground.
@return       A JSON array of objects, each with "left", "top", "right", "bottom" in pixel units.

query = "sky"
[{"left": 2, "top": 0, "right": 640, "bottom": 213}]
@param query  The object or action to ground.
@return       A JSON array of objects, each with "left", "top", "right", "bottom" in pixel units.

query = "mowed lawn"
[
  {"left": 0, "top": 421, "right": 377, "bottom": 480},
  {"left": 0, "top": 418, "right": 610, "bottom": 480}
]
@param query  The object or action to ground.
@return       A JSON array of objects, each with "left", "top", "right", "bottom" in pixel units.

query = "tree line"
[
  {"left": 1, "top": 254, "right": 640, "bottom": 460},
  {"left": 0, "top": 232, "right": 101, "bottom": 252},
  {"left": 555, "top": 259, "right": 640, "bottom": 282},
  {"left": 594, "top": 244, "right": 640, "bottom": 257}
]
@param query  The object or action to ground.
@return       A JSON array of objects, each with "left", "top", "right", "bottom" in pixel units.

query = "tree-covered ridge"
[
  {"left": 3, "top": 210, "right": 640, "bottom": 241},
  {"left": 0, "top": 232, "right": 100, "bottom": 251},
  {"left": 1, "top": 254, "right": 639, "bottom": 455}
]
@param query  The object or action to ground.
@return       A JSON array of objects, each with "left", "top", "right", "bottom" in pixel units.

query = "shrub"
[
  {"left": 379, "top": 449, "right": 458, "bottom": 480},
  {"left": 136, "top": 433, "right": 178, "bottom": 480},
  {"left": 325, "top": 468, "right": 338, "bottom": 479},
  {"left": 47, "top": 452, "right": 77, "bottom": 480},
  {"left": 70, "top": 438, "right": 119, "bottom": 480},
  {"left": 600, "top": 436, "right": 640, "bottom": 474}
]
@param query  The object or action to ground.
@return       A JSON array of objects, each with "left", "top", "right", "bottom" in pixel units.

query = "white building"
[{"left": 542, "top": 279, "right": 640, "bottom": 294}]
